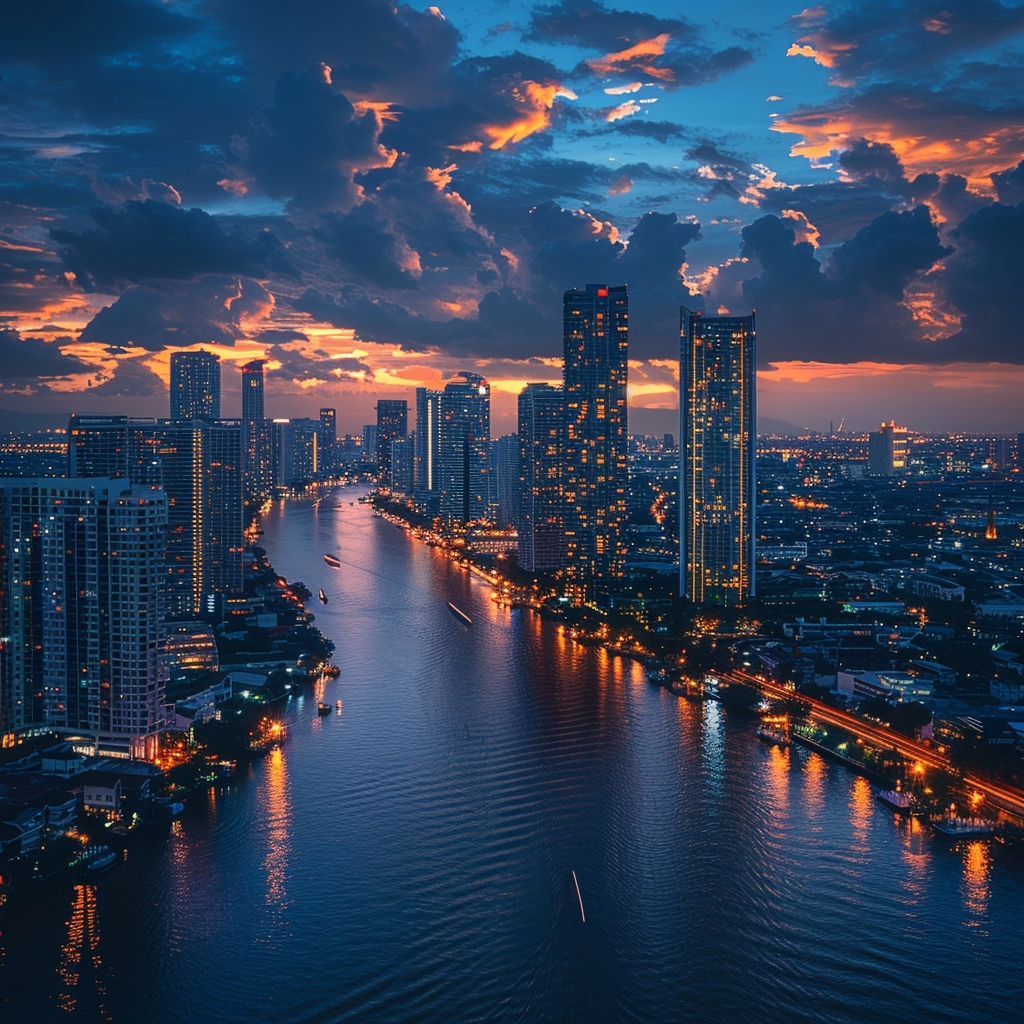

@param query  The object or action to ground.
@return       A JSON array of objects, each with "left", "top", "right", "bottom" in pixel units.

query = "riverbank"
[{"left": 0, "top": 538, "right": 335, "bottom": 905}]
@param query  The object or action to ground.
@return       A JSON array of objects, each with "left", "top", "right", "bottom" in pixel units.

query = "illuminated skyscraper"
[
  {"left": 563, "top": 284, "right": 629, "bottom": 603},
  {"left": 414, "top": 387, "right": 442, "bottom": 500},
  {"left": 868, "top": 421, "right": 909, "bottom": 476},
  {"left": 679, "top": 308, "right": 756, "bottom": 607},
  {"left": 375, "top": 400, "right": 408, "bottom": 487},
  {"left": 439, "top": 373, "right": 491, "bottom": 525},
  {"left": 491, "top": 435, "right": 520, "bottom": 528},
  {"left": 241, "top": 360, "right": 271, "bottom": 515},
  {"left": 517, "top": 383, "right": 566, "bottom": 573},
  {"left": 0, "top": 479, "right": 167, "bottom": 756},
  {"left": 68, "top": 416, "right": 243, "bottom": 615},
  {"left": 170, "top": 350, "right": 220, "bottom": 421}
]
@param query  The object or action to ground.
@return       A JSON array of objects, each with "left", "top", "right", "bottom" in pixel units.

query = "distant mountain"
[{"left": 757, "top": 415, "right": 810, "bottom": 436}]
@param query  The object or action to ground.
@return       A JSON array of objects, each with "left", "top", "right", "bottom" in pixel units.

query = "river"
[{"left": 2, "top": 487, "right": 1022, "bottom": 1023}]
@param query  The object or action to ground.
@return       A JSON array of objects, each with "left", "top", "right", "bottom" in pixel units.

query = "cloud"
[
  {"left": 234, "top": 68, "right": 398, "bottom": 211},
  {"left": 0, "top": 328, "right": 90, "bottom": 381},
  {"left": 78, "top": 277, "right": 273, "bottom": 351},
  {"left": 786, "top": 1, "right": 1024, "bottom": 85},
  {"left": 526, "top": 0, "right": 753, "bottom": 89},
  {"left": 51, "top": 201, "right": 291, "bottom": 290}
]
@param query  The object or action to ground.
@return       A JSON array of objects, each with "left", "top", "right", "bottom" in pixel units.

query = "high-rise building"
[
  {"left": 439, "top": 373, "right": 491, "bottom": 526},
  {"left": 361, "top": 424, "right": 378, "bottom": 465},
  {"left": 679, "top": 309, "right": 756, "bottom": 607},
  {"left": 68, "top": 416, "right": 243, "bottom": 615},
  {"left": 241, "top": 360, "right": 271, "bottom": 517},
  {"left": 375, "top": 400, "right": 408, "bottom": 487},
  {"left": 868, "top": 421, "right": 909, "bottom": 476},
  {"left": 271, "top": 418, "right": 320, "bottom": 488},
  {"left": 170, "top": 350, "right": 220, "bottom": 421},
  {"left": 390, "top": 435, "right": 415, "bottom": 495},
  {"left": 562, "top": 284, "right": 629, "bottom": 603},
  {"left": 517, "top": 383, "right": 566, "bottom": 573},
  {"left": 0, "top": 479, "right": 167, "bottom": 756},
  {"left": 414, "top": 387, "right": 443, "bottom": 500},
  {"left": 491, "top": 435, "right": 520, "bottom": 528},
  {"left": 318, "top": 408, "right": 337, "bottom": 478}
]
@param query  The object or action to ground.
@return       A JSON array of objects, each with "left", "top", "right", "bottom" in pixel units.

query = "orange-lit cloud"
[
  {"left": 607, "top": 99, "right": 642, "bottom": 122},
  {"left": 588, "top": 33, "right": 675, "bottom": 83},
  {"left": 481, "top": 81, "right": 577, "bottom": 150}
]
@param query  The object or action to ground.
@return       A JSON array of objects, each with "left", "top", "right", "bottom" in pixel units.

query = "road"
[{"left": 725, "top": 669, "right": 1024, "bottom": 818}]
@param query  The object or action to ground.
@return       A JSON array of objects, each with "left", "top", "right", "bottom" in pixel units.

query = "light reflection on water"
[{"left": 2, "top": 487, "right": 1023, "bottom": 1024}]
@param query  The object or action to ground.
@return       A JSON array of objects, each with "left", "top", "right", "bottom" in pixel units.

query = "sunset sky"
[{"left": 2, "top": 0, "right": 1023, "bottom": 435}]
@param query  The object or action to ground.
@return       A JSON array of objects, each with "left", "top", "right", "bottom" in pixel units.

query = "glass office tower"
[
  {"left": 439, "top": 373, "right": 491, "bottom": 526},
  {"left": 678, "top": 308, "right": 756, "bottom": 607},
  {"left": 170, "top": 350, "right": 221, "bottom": 421},
  {"left": 563, "top": 284, "right": 629, "bottom": 604},
  {"left": 517, "top": 383, "right": 566, "bottom": 573}
]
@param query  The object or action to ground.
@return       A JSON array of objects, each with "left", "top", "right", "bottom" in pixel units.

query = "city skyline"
[{"left": 2, "top": 1, "right": 1024, "bottom": 433}]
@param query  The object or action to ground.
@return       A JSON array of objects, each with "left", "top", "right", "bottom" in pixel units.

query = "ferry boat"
[
  {"left": 931, "top": 816, "right": 995, "bottom": 838},
  {"left": 877, "top": 788, "right": 915, "bottom": 814},
  {"left": 336, "top": 699, "right": 344, "bottom": 712},
  {"left": 323, "top": 554, "right": 342, "bottom": 568},
  {"left": 318, "top": 588, "right": 328, "bottom": 604},
  {"left": 317, "top": 701, "right": 332, "bottom": 716},
  {"left": 447, "top": 602, "right": 473, "bottom": 626}
]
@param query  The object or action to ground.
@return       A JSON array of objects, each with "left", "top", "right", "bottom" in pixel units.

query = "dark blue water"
[{"left": 3, "top": 488, "right": 1022, "bottom": 1022}]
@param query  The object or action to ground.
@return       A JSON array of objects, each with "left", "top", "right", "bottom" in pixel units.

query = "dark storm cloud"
[
  {"left": 88, "top": 356, "right": 167, "bottom": 398},
  {"left": 526, "top": 0, "right": 754, "bottom": 88},
  {"left": 733, "top": 207, "right": 952, "bottom": 363},
  {"left": 78, "top": 277, "right": 272, "bottom": 351},
  {"left": 234, "top": 68, "right": 395, "bottom": 211},
  {"left": 788, "top": 0, "right": 1024, "bottom": 83},
  {"left": 939, "top": 201, "right": 1024, "bottom": 361},
  {"left": 605, "top": 120, "right": 687, "bottom": 143},
  {"left": 51, "top": 201, "right": 292, "bottom": 290},
  {"left": 267, "top": 343, "right": 375, "bottom": 383},
  {"left": 0, "top": 329, "right": 89, "bottom": 381},
  {"left": 316, "top": 208, "right": 419, "bottom": 290},
  {"left": 207, "top": 0, "right": 461, "bottom": 102},
  {"left": 992, "top": 160, "right": 1024, "bottom": 205},
  {"left": 1, "top": 0, "right": 196, "bottom": 67}
]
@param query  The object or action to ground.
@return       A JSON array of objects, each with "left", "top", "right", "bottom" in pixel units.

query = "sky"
[{"left": 1, "top": 0, "right": 1023, "bottom": 435}]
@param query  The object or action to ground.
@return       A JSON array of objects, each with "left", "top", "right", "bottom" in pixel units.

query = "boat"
[
  {"left": 323, "top": 554, "right": 342, "bottom": 568},
  {"left": 756, "top": 724, "right": 789, "bottom": 747},
  {"left": 318, "top": 588, "right": 328, "bottom": 604},
  {"left": 317, "top": 701, "right": 332, "bottom": 716},
  {"left": 931, "top": 816, "right": 995, "bottom": 838},
  {"left": 877, "top": 787, "right": 915, "bottom": 814},
  {"left": 447, "top": 602, "right": 473, "bottom": 626},
  {"left": 84, "top": 846, "right": 118, "bottom": 873},
  {"left": 571, "top": 869, "right": 586, "bottom": 924},
  {"left": 336, "top": 699, "right": 344, "bottom": 712}
]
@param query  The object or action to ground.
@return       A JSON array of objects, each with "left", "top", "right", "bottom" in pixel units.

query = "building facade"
[
  {"left": 170, "top": 350, "right": 220, "bottom": 421},
  {"left": 68, "top": 416, "right": 243, "bottom": 615},
  {"left": 868, "top": 421, "right": 909, "bottom": 476},
  {"left": 439, "top": 373, "right": 491, "bottom": 526},
  {"left": 241, "top": 360, "right": 272, "bottom": 518},
  {"left": 414, "top": 387, "right": 443, "bottom": 501},
  {"left": 375, "top": 400, "right": 408, "bottom": 487},
  {"left": 562, "top": 284, "right": 629, "bottom": 603},
  {"left": 517, "top": 383, "right": 566, "bottom": 573},
  {"left": 678, "top": 309, "right": 756, "bottom": 607},
  {"left": 0, "top": 479, "right": 168, "bottom": 757}
]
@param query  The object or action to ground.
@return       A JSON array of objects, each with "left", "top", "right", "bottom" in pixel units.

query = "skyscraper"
[
  {"left": 375, "top": 400, "right": 408, "bottom": 487},
  {"left": 68, "top": 416, "right": 243, "bottom": 615},
  {"left": 271, "top": 418, "right": 320, "bottom": 487},
  {"left": 679, "top": 308, "right": 756, "bottom": 607},
  {"left": 439, "top": 373, "right": 491, "bottom": 526},
  {"left": 868, "top": 421, "right": 909, "bottom": 476},
  {"left": 170, "top": 350, "right": 221, "bottom": 421},
  {"left": 491, "top": 435, "right": 520, "bottom": 528},
  {"left": 414, "top": 387, "right": 443, "bottom": 500},
  {"left": 318, "top": 408, "right": 337, "bottom": 478},
  {"left": 517, "top": 383, "right": 566, "bottom": 573},
  {"left": 0, "top": 479, "right": 167, "bottom": 757},
  {"left": 390, "top": 435, "right": 415, "bottom": 495},
  {"left": 563, "top": 284, "right": 629, "bottom": 603},
  {"left": 241, "top": 360, "right": 271, "bottom": 516}
]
